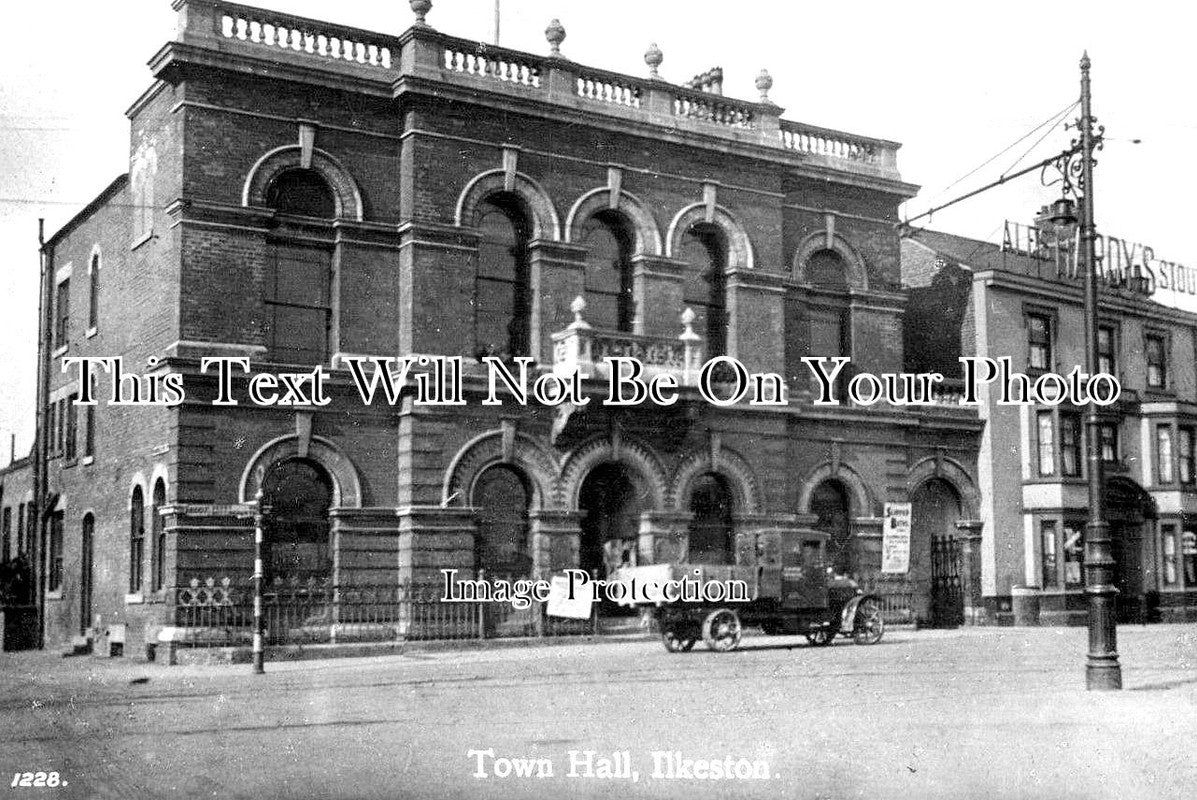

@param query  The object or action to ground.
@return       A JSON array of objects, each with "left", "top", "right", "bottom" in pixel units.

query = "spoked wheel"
[
  {"left": 806, "top": 627, "right": 837, "bottom": 647},
  {"left": 701, "top": 608, "right": 743, "bottom": 652},
  {"left": 853, "top": 599, "right": 885, "bottom": 645},
  {"left": 661, "top": 630, "right": 698, "bottom": 653}
]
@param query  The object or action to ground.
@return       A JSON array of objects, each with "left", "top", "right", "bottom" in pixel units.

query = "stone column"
[
  {"left": 530, "top": 510, "right": 584, "bottom": 578},
  {"left": 638, "top": 511, "right": 693, "bottom": 564},
  {"left": 724, "top": 269, "right": 787, "bottom": 374},
  {"left": 630, "top": 255, "right": 686, "bottom": 337},
  {"left": 852, "top": 516, "right": 885, "bottom": 578},
  {"left": 396, "top": 506, "right": 477, "bottom": 588},
  {"left": 956, "top": 520, "right": 986, "bottom": 625},
  {"left": 528, "top": 241, "right": 587, "bottom": 364}
]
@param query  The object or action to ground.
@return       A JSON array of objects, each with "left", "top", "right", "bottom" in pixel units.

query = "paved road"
[{"left": 2, "top": 625, "right": 1196, "bottom": 800}]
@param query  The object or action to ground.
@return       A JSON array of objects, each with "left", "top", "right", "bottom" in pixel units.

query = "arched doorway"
[
  {"left": 810, "top": 479, "right": 852, "bottom": 574},
  {"left": 911, "top": 478, "right": 964, "bottom": 627},
  {"left": 472, "top": 464, "right": 532, "bottom": 577},
  {"left": 1105, "top": 477, "right": 1156, "bottom": 623},
  {"left": 261, "top": 459, "right": 334, "bottom": 585},
  {"left": 579, "top": 463, "right": 644, "bottom": 579},
  {"left": 686, "top": 473, "right": 734, "bottom": 564}
]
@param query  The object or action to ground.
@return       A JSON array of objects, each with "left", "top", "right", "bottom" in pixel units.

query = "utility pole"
[{"left": 1078, "top": 51, "right": 1122, "bottom": 691}]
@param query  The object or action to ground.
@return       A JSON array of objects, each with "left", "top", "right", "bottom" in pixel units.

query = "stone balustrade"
[
  {"left": 551, "top": 298, "right": 705, "bottom": 386},
  {"left": 168, "top": 0, "right": 902, "bottom": 180}
]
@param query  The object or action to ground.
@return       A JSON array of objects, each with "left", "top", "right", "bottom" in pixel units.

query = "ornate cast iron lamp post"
[{"left": 1047, "top": 53, "right": 1122, "bottom": 691}]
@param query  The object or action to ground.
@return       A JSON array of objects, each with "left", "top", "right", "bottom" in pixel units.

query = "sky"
[{"left": 0, "top": 0, "right": 1193, "bottom": 464}]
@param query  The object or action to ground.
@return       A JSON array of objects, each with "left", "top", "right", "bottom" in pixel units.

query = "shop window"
[
  {"left": 686, "top": 473, "right": 735, "bottom": 565},
  {"left": 1064, "top": 522, "right": 1084, "bottom": 587},
  {"left": 1162, "top": 525, "right": 1179, "bottom": 586},
  {"left": 1184, "top": 529, "right": 1197, "bottom": 586},
  {"left": 680, "top": 224, "right": 729, "bottom": 358},
  {"left": 1037, "top": 411, "right": 1055, "bottom": 476},
  {"left": 129, "top": 485, "right": 145, "bottom": 594},
  {"left": 578, "top": 212, "right": 635, "bottom": 332},
  {"left": 1157, "top": 425, "right": 1174, "bottom": 484},
  {"left": 1145, "top": 333, "right": 1168, "bottom": 390},
  {"left": 1041, "top": 520, "right": 1058, "bottom": 588},
  {"left": 475, "top": 197, "right": 532, "bottom": 358},
  {"left": 1180, "top": 427, "right": 1196, "bottom": 485},
  {"left": 1097, "top": 325, "right": 1116, "bottom": 375},
  {"left": 1027, "top": 313, "right": 1052, "bottom": 371},
  {"left": 262, "top": 459, "right": 334, "bottom": 584},
  {"left": 48, "top": 511, "right": 64, "bottom": 593},
  {"left": 1061, "top": 412, "right": 1082, "bottom": 477}
]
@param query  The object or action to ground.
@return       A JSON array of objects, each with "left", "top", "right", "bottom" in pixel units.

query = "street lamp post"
[
  {"left": 1077, "top": 52, "right": 1122, "bottom": 691},
  {"left": 253, "top": 488, "right": 267, "bottom": 675}
]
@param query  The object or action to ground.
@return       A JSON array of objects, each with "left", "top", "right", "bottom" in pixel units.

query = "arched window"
[
  {"left": 262, "top": 459, "right": 334, "bottom": 584},
  {"left": 680, "top": 224, "right": 729, "bottom": 358},
  {"left": 88, "top": 251, "right": 100, "bottom": 331},
  {"left": 151, "top": 479, "right": 166, "bottom": 592},
  {"left": 687, "top": 472, "right": 734, "bottom": 564},
  {"left": 129, "top": 486, "right": 145, "bottom": 593},
  {"left": 266, "top": 168, "right": 336, "bottom": 217},
  {"left": 476, "top": 196, "right": 532, "bottom": 358},
  {"left": 811, "top": 479, "right": 852, "bottom": 575},
  {"left": 472, "top": 465, "right": 532, "bottom": 576},
  {"left": 807, "top": 248, "right": 850, "bottom": 289},
  {"left": 578, "top": 212, "right": 635, "bottom": 332},
  {"left": 264, "top": 170, "right": 334, "bottom": 365}
]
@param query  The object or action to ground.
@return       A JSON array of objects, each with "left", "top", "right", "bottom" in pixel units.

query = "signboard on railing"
[{"left": 881, "top": 503, "right": 912, "bottom": 574}]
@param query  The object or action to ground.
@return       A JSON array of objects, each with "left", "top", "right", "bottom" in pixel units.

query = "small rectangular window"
[
  {"left": 54, "top": 279, "right": 70, "bottom": 348},
  {"left": 48, "top": 512, "right": 64, "bottom": 592},
  {"left": 1061, "top": 413, "right": 1082, "bottom": 477},
  {"left": 1037, "top": 411, "right": 1055, "bottom": 476},
  {"left": 1180, "top": 427, "right": 1195, "bottom": 485},
  {"left": 1, "top": 507, "right": 10, "bottom": 562},
  {"left": 1158, "top": 425, "right": 1174, "bottom": 484},
  {"left": 65, "top": 394, "right": 78, "bottom": 461},
  {"left": 1028, "top": 313, "right": 1052, "bottom": 371},
  {"left": 16, "top": 502, "right": 24, "bottom": 556},
  {"left": 1064, "top": 523, "right": 1085, "bottom": 587},
  {"left": 1099, "top": 422, "right": 1119, "bottom": 465},
  {"left": 1041, "top": 520, "right": 1058, "bottom": 588},
  {"left": 1184, "top": 529, "right": 1197, "bottom": 586},
  {"left": 1097, "top": 325, "right": 1116, "bottom": 375},
  {"left": 1162, "top": 525, "right": 1179, "bottom": 586},
  {"left": 1146, "top": 333, "right": 1167, "bottom": 389},
  {"left": 88, "top": 254, "right": 100, "bottom": 330}
]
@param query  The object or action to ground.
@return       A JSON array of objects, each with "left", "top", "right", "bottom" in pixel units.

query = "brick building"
[
  {"left": 32, "top": 0, "right": 983, "bottom": 652},
  {"left": 904, "top": 221, "right": 1197, "bottom": 624}
]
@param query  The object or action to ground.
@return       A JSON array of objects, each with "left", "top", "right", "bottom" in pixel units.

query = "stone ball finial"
[
  {"left": 755, "top": 69, "right": 774, "bottom": 102},
  {"left": 545, "top": 19, "right": 566, "bottom": 56},
  {"left": 570, "top": 295, "right": 588, "bottom": 324},
  {"left": 410, "top": 0, "right": 432, "bottom": 27},
  {"left": 645, "top": 42, "right": 664, "bottom": 79}
]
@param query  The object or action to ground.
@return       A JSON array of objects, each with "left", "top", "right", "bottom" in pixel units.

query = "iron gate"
[{"left": 929, "top": 535, "right": 964, "bottom": 628}]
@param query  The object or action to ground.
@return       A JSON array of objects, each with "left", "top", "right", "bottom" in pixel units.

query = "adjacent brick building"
[
  {"left": 32, "top": 0, "right": 984, "bottom": 652},
  {"left": 904, "top": 222, "right": 1197, "bottom": 624}
]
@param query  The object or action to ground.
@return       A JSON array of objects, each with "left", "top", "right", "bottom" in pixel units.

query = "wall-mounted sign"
[
  {"left": 1002, "top": 220, "right": 1196, "bottom": 302},
  {"left": 881, "top": 502, "right": 912, "bottom": 574}
]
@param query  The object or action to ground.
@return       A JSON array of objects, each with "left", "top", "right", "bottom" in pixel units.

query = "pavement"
[{"left": 1, "top": 624, "right": 1196, "bottom": 800}]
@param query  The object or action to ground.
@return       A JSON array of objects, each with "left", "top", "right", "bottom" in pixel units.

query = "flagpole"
[{"left": 493, "top": 0, "right": 500, "bottom": 44}]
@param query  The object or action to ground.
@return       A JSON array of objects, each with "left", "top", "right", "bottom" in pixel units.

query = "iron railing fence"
[{"left": 169, "top": 576, "right": 603, "bottom": 648}]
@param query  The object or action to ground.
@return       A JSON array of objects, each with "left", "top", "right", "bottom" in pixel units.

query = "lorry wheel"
[
  {"left": 661, "top": 631, "right": 697, "bottom": 653},
  {"left": 852, "top": 599, "right": 885, "bottom": 645},
  {"left": 806, "top": 628, "right": 836, "bottom": 647},
  {"left": 701, "top": 609, "right": 742, "bottom": 652}
]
